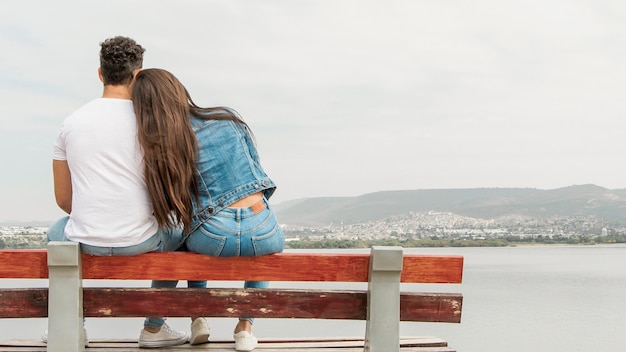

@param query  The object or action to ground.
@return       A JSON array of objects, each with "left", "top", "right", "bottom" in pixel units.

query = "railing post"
[
  {"left": 364, "top": 246, "right": 403, "bottom": 352},
  {"left": 47, "top": 241, "right": 85, "bottom": 352}
]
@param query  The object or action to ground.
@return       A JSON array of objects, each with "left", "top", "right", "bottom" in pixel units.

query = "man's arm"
[{"left": 52, "top": 160, "right": 72, "bottom": 214}]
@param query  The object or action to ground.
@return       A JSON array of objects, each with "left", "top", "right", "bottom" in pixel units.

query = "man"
[{"left": 46, "top": 36, "right": 208, "bottom": 348}]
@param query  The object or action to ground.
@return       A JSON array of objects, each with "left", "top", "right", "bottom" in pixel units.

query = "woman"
[{"left": 131, "top": 68, "right": 284, "bottom": 352}]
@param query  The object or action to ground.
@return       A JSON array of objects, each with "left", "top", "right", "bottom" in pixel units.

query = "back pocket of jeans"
[
  {"left": 251, "top": 225, "right": 285, "bottom": 256},
  {"left": 188, "top": 227, "right": 228, "bottom": 257}
]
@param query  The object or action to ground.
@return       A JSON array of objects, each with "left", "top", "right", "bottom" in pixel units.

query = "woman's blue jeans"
[{"left": 147, "top": 197, "right": 285, "bottom": 328}]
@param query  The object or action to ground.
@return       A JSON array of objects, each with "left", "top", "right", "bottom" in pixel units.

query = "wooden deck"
[{"left": 0, "top": 336, "right": 456, "bottom": 351}]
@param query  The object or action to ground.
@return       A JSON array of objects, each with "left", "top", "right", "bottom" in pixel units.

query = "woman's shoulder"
[
  {"left": 190, "top": 113, "right": 242, "bottom": 134},
  {"left": 192, "top": 106, "right": 239, "bottom": 119}
]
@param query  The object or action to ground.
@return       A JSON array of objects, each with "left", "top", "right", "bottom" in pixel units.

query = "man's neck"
[{"left": 102, "top": 85, "right": 131, "bottom": 99}]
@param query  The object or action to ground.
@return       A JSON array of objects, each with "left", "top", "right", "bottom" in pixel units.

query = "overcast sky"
[{"left": 1, "top": 0, "right": 625, "bottom": 222}]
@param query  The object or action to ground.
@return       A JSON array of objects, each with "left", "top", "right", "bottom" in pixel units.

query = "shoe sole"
[
  {"left": 234, "top": 338, "right": 258, "bottom": 351},
  {"left": 138, "top": 336, "right": 189, "bottom": 348},
  {"left": 234, "top": 331, "right": 257, "bottom": 351},
  {"left": 189, "top": 332, "right": 210, "bottom": 345},
  {"left": 235, "top": 344, "right": 257, "bottom": 352}
]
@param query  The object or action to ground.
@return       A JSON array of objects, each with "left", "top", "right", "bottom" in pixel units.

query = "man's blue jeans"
[
  {"left": 48, "top": 216, "right": 203, "bottom": 329},
  {"left": 47, "top": 216, "right": 184, "bottom": 255}
]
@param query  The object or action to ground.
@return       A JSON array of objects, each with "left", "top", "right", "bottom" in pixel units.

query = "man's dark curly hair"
[{"left": 99, "top": 36, "right": 145, "bottom": 85}]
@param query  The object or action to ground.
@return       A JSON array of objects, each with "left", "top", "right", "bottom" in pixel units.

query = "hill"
[{"left": 274, "top": 184, "right": 626, "bottom": 227}]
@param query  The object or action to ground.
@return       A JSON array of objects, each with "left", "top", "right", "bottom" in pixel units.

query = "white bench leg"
[
  {"left": 47, "top": 241, "right": 85, "bottom": 352},
  {"left": 364, "top": 246, "right": 403, "bottom": 352}
]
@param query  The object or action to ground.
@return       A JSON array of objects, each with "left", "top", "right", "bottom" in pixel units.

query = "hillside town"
[
  {"left": 3, "top": 211, "right": 625, "bottom": 249},
  {"left": 0, "top": 225, "right": 47, "bottom": 249},
  {"left": 281, "top": 211, "right": 625, "bottom": 242}
]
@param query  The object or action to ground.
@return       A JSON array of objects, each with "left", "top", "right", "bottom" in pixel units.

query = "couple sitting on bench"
[{"left": 48, "top": 36, "right": 283, "bottom": 351}]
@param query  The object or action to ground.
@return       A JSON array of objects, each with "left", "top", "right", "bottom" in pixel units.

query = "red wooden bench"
[{"left": 0, "top": 243, "right": 463, "bottom": 352}]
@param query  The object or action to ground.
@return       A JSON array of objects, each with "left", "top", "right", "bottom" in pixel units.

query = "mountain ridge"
[{"left": 274, "top": 184, "right": 626, "bottom": 227}]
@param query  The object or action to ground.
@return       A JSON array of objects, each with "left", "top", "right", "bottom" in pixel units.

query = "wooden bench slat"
[
  {"left": 0, "top": 250, "right": 48, "bottom": 278},
  {"left": 81, "top": 252, "right": 464, "bottom": 283},
  {"left": 0, "top": 289, "right": 47, "bottom": 318},
  {"left": 83, "top": 288, "right": 367, "bottom": 319},
  {"left": 83, "top": 252, "right": 368, "bottom": 282},
  {"left": 82, "top": 252, "right": 367, "bottom": 282},
  {"left": 401, "top": 292, "right": 462, "bottom": 323},
  {"left": 402, "top": 255, "right": 464, "bottom": 284},
  {"left": 0, "top": 287, "right": 462, "bottom": 323},
  {"left": 0, "top": 250, "right": 464, "bottom": 284}
]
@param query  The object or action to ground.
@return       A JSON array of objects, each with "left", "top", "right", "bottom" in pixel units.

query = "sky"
[{"left": 1, "top": 0, "right": 626, "bottom": 223}]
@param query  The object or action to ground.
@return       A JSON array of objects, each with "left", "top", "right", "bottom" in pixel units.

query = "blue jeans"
[
  {"left": 186, "top": 197, "right": 284, "bottom": 257},
  {"left": 48, "top": 216, "right": 191, "bottom": 329},
  {"left": 47, "top": 216, "right": 184, "bottom": 255},
  {"left": 146, "top": 197, "right": 284, "bottom": 328}
]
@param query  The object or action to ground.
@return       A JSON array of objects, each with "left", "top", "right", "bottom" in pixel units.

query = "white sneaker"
[
  {"left": 234, "top": 331, "right": 258, "bottom": 351},
  {"left": 189, "top": 317, "right": 210, "bottom": 345},
  {"left": 138, "top": 323, "right": 189, "bottom": 348},
  {"left": 41, "top": 328, "right": 89, "bottom": 347}
]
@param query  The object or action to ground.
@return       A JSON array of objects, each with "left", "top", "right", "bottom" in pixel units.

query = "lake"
[{"left": 1, "top": 245, "right": 625, "bottom": 351}]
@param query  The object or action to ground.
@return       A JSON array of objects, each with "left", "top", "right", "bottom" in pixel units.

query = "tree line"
[
  {"left": 2, "top": 234, "right": 625, "bottom": 250},
  {"left": 285, "top": 234, "right": 626, "bottom": 249}
]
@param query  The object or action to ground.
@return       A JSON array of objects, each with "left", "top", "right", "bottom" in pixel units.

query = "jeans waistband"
[{"left": 227, "top": 198, "right": 266, "bottom": 214}]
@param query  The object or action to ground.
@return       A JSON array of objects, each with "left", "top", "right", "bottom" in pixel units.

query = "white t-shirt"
[{"left": 53, "top": 98, "right": 158, "bottom": 247}]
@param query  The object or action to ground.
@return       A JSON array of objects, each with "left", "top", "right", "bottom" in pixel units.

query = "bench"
[{"left": 0, "top": 243, "right": 464, "bottom": 352}]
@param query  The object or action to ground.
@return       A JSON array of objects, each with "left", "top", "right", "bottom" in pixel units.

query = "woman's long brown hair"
[{"left": 132, "top": 68, "right": 246, "bottom": 232}]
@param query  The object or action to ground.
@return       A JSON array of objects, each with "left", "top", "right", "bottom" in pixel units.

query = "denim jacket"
[{"left": 189, "top": 110, "right": 276, "bottom": 233}]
